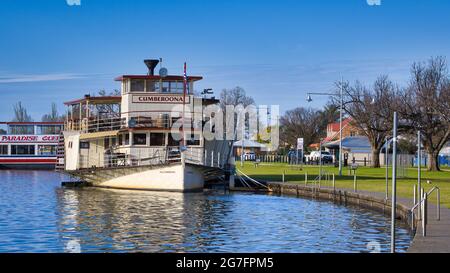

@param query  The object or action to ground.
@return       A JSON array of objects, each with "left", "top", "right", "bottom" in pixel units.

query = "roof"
[
  {"left": 114, "top": 75, "right": 203, "bottom": 82},
  {"left": 64, "top": 96, "right": 122, "bottom": 106},
  {"left": 327, "top": 118, "right": 352, "bottom": 132},
  {"left": 0, "top": 121, "right": 64, "bottom": 125},
  {"left": 233, "top": 139, "right": 267, "bottom": 148},
  {"left": 323, "top": 136, "right": 371, "bottom": 152},
  {"left": 324, "top": 118, "right": 354, "bottom": 142}
]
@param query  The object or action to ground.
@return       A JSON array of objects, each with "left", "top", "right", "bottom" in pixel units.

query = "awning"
[
  {"left": 79, "top": 130, "right": 119, "bottom": 140},
  {"left": 323, "top": 136, "right": 371, "bottom": 152}
]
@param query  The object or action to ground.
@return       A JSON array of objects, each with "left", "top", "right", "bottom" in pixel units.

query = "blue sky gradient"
[{"left": 1, "top": 0, "right": 450, "bottom": 121}]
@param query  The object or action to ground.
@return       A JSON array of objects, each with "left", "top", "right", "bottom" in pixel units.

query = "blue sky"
[{"left": 1, "top": 0, "right": 450, "bottom": 121}]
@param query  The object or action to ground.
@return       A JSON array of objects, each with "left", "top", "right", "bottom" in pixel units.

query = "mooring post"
[
  {"left": 353, "top": 171, "right": 357, "bottom": 193},
  {"left": 282, "top": 171, "right": 285, "bottom": 183},
  {"left": 305, "top": 172, "right": 308, "bottom": 186}
]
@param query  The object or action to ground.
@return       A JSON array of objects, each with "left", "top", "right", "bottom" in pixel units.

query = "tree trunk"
[
  {"left": 427, "top": 151, "right": 441, "bottom": 172},
  {"left": 371, "top": 148, "right": 381, "bottom": 168}
]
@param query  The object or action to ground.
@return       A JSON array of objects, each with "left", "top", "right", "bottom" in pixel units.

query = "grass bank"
[{"left": 237, "top": 162, "right": 450, "bottom": 208}]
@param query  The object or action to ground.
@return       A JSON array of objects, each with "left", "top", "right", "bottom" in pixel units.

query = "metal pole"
[
  {"left": 417, "top": 130, "right": 421, "bottom": 219},
  {"left": 241, "top": 122, "right": 244, "bottom": 167},
  {"left": 339, "top": 80, "right": 343, "bottom": 176},
  {"left": 353, "top": 171, "right": 357, "bottom": 192},
  {"left": 319, "top": 140, "right": 323, "bottom": 185},
  {"left": 437, "top": 189, "right": 440, "bottom": 221},
  {"left": 332, "top": 173, "right": 335, "bottom": 191},
  {"left": 412, "top": 185, "right": 416, "bottom": 231},
  {"left": 385, "top": 137, "right": 389, "bottom": 199},
  {"left": 391, "top": 112, "right": 398, "bottom": 253}
]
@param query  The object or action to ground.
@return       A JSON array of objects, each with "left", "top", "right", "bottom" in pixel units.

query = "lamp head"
[{"left": 306, "top": 95, "right": 313, "bottom": 102}]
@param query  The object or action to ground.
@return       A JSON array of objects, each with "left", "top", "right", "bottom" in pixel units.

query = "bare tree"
[
  {"left": 280, "top": 107, "right": 324, "bottom": 151},
  {"left": 42, "top": 103, "right": 65, "bottom": 122},
  {"left": 399, "top": 56, "right": 450, "bottom": 171},
  {"left": 219, "top": 87, "right": 256, "bottom": 140},
  {"left": 12, "top": 102, "right": 33, "bottom": 122},
  {"left": 219, "top": 86, "right": 255, "bottom": 111},
  {"left": 339, "top": 75, "right": 398, "bottom": 168}
]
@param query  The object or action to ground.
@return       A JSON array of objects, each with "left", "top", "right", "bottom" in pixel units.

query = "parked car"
[
  {"left": 243, "top": 152, "right": 256, "bottom": 161},
  {"left": 306, "top": 151, "right": 333, "bottom": 163}
]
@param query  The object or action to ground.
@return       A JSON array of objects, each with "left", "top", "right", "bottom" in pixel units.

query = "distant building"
[{"left": 233, "top": 139, "right": 268, "bottom": 156}]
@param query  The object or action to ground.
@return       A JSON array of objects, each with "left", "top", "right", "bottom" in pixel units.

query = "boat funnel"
[{"left": 144, "top": 59, "right": 160, "bottom": 76}]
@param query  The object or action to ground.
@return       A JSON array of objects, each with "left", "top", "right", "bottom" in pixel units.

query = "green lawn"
[{"left": 237, "top": 162, "right": 450, "bottom": 208}]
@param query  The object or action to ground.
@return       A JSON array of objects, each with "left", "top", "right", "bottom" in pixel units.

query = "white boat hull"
[{"left": 90, "top": 163, "right": 205, "bottom": 192}]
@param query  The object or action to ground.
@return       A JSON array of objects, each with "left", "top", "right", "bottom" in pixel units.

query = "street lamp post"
[
  {"left": 417, "top": 130, "right": 422, "bottom": 219},
  {"left": 391, "top": 112, "right": 398, "bottom": 253},
  {"left": 307, "top": 88, "right": 344, "bottom": 176}
]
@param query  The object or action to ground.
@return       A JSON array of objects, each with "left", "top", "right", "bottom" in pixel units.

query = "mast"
[{"left": 181, "top": 62, "right": 187, "bottom": 149}]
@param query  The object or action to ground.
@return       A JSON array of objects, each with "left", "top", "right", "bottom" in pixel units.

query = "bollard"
[
  {"left": 353, "top": 172, "right": 357, "bottom": 192},
  {"left": 305, "top": 172, "right": 308, "bottom": 186},
  {"left": 282, "top": 171, "right": 285, "bottom": 183}
]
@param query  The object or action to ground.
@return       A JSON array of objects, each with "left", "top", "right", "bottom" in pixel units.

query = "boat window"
[
  {"left": 80, "top": 142, "right": 90, "bottom": 149},
  {"left": 36, "top": 125, "right": 62, "bottom": 135},
  {"left": 162, "top": 82, "right": 170, "bottom": 93},
  {"left": 150, "top": 133, "right": 165, "bottom": 147},
  {"left": 11, "top": 145, "right": 35, "bottom": 155},
  {"left": 124, "top": 133, "right": 130, "bottom": 145},
  {"left": 145, "top": 80, "right": 160, "bottom": 92},
  {"left": 38, "top": 145, "right": 57, "bottom": 156},
  {"left": 0, "top": 145, "right": 8, "bottom": 155},
  {"left": 130, "top": 79, "right": 145, "bottom": 92},
  {"left": 9, "top": 125, "right": 34, "bottom": 135},
  {"left": 172, "top": 81, "right": 184, "bottom": 94},
  {"left": 187, "top": 134, "right": 201, "bottom": 146},
  {"left": 168, "top": 133, "right": 181, "bottom": 146},
  {"left": 133, "top": 133, "right": 147, "bottom": 145}
]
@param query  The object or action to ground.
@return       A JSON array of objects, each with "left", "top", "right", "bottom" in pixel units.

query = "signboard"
[
  {"left": 0, "top": 135, "right": 59, "bottom": 143},
  {"left": 132, "top": 94, "right": 190, "bottom": 104},
  {"left": 297, "top": 138, "right": 304, "bottom": 150}
]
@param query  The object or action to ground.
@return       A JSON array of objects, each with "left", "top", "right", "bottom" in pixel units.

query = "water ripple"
[{"left": 0, "top": 171, "right": 412, "bottom": 253}]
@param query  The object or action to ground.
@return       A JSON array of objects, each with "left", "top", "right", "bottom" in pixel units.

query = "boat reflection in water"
[{"left": 55, "top": 187, "right": 235, "bottom": 252}]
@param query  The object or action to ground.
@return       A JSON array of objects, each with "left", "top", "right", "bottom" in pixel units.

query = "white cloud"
[{"left": 0, "top": 73, "right": 86, "bottom": 83}]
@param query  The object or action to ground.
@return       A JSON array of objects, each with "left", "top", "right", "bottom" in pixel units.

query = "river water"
[{"left": 0, "top": 170, "right": 412, "bottom": 253}]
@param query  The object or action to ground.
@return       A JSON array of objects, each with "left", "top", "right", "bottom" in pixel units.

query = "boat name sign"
[
  {"left": 0, "top": 135, "right": 59, "bottom": 143},
  {"left": 132, "top": 94, "right": 190, "bottom": 104}
]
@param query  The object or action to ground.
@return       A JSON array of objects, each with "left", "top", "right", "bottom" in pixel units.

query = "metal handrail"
[
  {"left": 410, "top": 186, "right": 440, "bottom": 236},
  {"left": 427, "top": 186, "right": 441, "bottom": 221}
]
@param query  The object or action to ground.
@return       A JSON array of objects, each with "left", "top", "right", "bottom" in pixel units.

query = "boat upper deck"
[{"left": 63, "top": 59, "right": 219, "bottom": 134}]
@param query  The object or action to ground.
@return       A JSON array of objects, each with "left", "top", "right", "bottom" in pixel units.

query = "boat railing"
[
  {"left": 77, "top": 148, "right": 171, "bottom": 170},
  {"left": 66, "top": 114, "right": 199, "bottom": 133},
  {"left": 76, "top": 146, "right": 217, "bottom": 170},
  {"left": 184, "top": 147, "right": 204, "bottom": 165}
]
